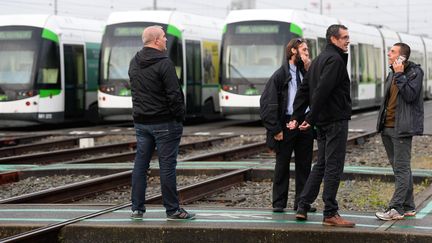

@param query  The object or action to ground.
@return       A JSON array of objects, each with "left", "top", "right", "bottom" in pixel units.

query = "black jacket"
[
  {"left": 292, "top": 44, "right": 351, "bottom": 126},
  {"left": 259, "top": 62, "right": 306, "bottom": 150},
  {"left": 377, "top": 61, "right": 424, "bottom": 136},
  {"left": 128, "top": 47, "right": 185, "bottom": 124}
]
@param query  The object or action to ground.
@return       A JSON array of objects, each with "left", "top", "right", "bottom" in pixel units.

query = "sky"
[{"left": 1, "top": 0, "right": 432, "bottom": 37}]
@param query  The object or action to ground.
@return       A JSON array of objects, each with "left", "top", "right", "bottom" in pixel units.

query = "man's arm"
[
  {"left": 394, "top": 67, "right": 424, "bottom": 103},
  {"left": 161, "top": 60, "right": 185, "bottom": 121},
  {"left": 260, "top": 72, "right": 282, "bottom": 137}
]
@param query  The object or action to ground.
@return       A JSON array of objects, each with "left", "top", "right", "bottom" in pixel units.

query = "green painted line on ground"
[
  {"left": 0, "top": 209, "right": 99, "bottom": 213},
  {"left": 2, "top": 217, "right": 432, "bottom": 231},
  {"left": 416, "top": 198, "right": 432, "bottom": 219},
  {"left": 1, "top": 162, "right": 432, "bottom": 178},
  {"left": 0, "top": 218, "right": 66, "bottom": 222},
  {"left": 391, "top": 224, "right": 432, "bottom": 230},
  {"left": 2, "top": 207, "right": 432, "bottom": 231},
  {"left": 0, "top": 208, "right": 376, "bottom": 219}
]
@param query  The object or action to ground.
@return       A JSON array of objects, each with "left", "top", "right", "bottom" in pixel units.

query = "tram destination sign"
[
  {"left": 235, "top": 25, "right": 279, "bottom": 34},
  {"left": 0, "top": 30, "right": 32, "bottom": 40},
  {"left": 114, "top": 27, "right": 145, "bottom": 37}
]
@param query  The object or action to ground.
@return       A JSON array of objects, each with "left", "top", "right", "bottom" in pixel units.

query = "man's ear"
[
  {"left": 291, "top": 48, "right": 297, "bottom": 55},
  {"left": 330, "top": 36, "right": 337, "bottom": 44}
]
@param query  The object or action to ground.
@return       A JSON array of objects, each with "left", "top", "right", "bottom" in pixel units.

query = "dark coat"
[
  {"left": 259, "top": 62, "right": 306, "bottom": 150},
  {"left": 377, "top": 61, "right": 424, "bottom": 136},
  {"left": 128, "top": 47, "right": 185, "bottom": 124},
  {"left": 292, "top": 44, "right": 352, "bottom": 126}
]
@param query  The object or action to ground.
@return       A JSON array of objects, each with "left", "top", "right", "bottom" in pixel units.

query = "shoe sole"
[
  {"left": 404, "top": 213, "right": 416, "bottom": 217},
  {"left": 375, "top": 213, "right": 404, "bottom": 221},
  {"left": 166, "top": 215, "right": 196, "bottom": 221},
  {"left": 322, "top": 222, "right": 355, "bottom": 227},
  {"left": 295, "top": 214, "right": 307, "bottom": 220}
]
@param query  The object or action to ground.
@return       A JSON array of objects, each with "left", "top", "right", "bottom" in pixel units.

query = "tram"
[
  {"left": 0, "top": 14, "right": 104, "bottom": 127},
  {"left": 98, "top": 11, "right": 223, "bottom": 121},
  {"left": 219, "top": 9, "right": 432, "bottom": 120}
]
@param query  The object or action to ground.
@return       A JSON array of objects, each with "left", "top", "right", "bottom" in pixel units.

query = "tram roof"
[
  {"left": 0, "top": 14, "right": 104, "bottom": 33},
  {"left": 106, "top": 10, "right": 223, "bottom": 39},
  {"left": 225, "top": 9, "right": 337, "bottom": 29}
]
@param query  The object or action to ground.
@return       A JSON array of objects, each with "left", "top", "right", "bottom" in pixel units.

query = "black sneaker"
[
  {"left": 295, "top": 208, "right": 307, "bottom": 220},
  {"left": 130, "top": 210, "right": 145, "bottom": 220},
  {"left": 167, "top": 208, "right": 196, "bottom": 220},
  {"left": 294, "top": 206, "right": 317, "bottom": 213}
]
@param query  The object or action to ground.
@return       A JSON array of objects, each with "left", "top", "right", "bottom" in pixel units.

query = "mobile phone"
[{"left": 396, "top": 55, "right": 406, "bottom": 64}]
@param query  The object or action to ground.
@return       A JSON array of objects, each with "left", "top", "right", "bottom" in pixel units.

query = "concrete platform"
[{"left": 1, "top": 201, "right": 432, "bottom": 242}]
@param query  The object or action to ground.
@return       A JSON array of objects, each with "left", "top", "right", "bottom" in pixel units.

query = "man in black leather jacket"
[{"left": 288, "top": 24, "right": 355, "bottom": 227}]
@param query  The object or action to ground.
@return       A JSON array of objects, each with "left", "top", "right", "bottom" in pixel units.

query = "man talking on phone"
[{"left": 375, "top": 43, "right": 424, "bottom": 220}]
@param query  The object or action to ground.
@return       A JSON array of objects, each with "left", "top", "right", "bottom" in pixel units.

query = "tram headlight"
[
  {"left": 100, "top": 85, "right": 115, "bottom": 94},
  {"left": 17, "top": 90, "right": 37, "bottom": 98},
  {"left": 222, "top": 85, "right": 238, "bottom": 93}
]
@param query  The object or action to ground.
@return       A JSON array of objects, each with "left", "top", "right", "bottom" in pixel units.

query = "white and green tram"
[
  {"left": 0, "top": 15, "right": 103, "bottom": 127},
  {"left": 219, "top": 9, "right": 432, "bottom": 120},
  {"left": 98, "top": 11, "right": 223, "bottom": 121}
]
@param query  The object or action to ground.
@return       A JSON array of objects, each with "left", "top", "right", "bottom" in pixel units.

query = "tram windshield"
[
  {"left": 100, "top": 23, "right": 182, "bottom": 89},
  {"left": 0, "top": 29, "right": 37, "bottom": 86},
  {"left": 221, "top": 21, "right": 298, "bottom": 85},
  {"left": 0, "top": 27, "right": 60, "bottom": 101}
]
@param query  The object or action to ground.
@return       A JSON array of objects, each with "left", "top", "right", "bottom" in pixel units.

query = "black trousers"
[
  {"left": 297, "top": 120, "right": 348, "bottom": 217},
  {"left": 272, "top": 126, "right": 314, "bottom": 209}
]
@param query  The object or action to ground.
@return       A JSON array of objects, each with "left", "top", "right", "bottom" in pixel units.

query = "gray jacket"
[{"left": 377, "top": 61, "right": 424, "bottom": 137}]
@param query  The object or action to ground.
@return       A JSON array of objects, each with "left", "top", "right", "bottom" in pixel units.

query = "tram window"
[
  {"left": 102, "top": 47, "right": 110, "bottom": 80},
  {"left": 226, "top": 44, "right": 282, "bottom": 80},
  {"left": 0, "top": 50, "right": 34, "bottom": 84},
  {"left": 193, "top": 43, "right": 202, "bottom": 82},
  {"left": 168, "top": 36, "right": 183, "bottom": 82},
  {"left": 410, "top": 50, "right": 424, "bottom": 69},
  {"left": 202, "top": 41, "right": 219, "bottom": 84},
  {"left": 374, "top": 47, "right": 383, "bottom": 82},
  {"left": 186, "top": 41, "right": 201, "bottom": 83},
  {"left": 428, "top": 52, "right": 432, "bottom": 80},
  {"left": 367, "top": 45, "right": 376, "bottom": 83},
  {"left": 306, "top": 39, "right": 317, "bottom": 59},
  {"left": 317, "top": 38, "right": 326, "bottom": 53},
  {"left": 359, "top": 44, "right": 368, "bottom": 83},
  {"left": 108, "top": 46, "right": 139, "bottom": 79},
  {"left": 37, "top": 39, "right": 60, "bottom": 85},
  {"left": 350, "top": 45, "right": 358, "bottom": 83},
  {"left": 40, "top": 69, "right": 58, "bottom": 84}
]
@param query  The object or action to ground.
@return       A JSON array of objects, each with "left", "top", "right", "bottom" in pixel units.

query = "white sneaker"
[{"left": 375, "top": 208, "right": 404, "bottom": 221}]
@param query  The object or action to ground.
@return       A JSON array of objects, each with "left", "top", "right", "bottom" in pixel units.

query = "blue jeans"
[
  {"left": 298, "top": 120, "right": 348, "bottom": 217},
  {"left": 131, "top": 120, "right": 183, "bottom": 215},
  {"left": 381, "top": 127, "right": 415, "bottom": 214}
]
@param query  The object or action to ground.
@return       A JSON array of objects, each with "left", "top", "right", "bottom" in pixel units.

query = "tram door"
[
  {"left": 63, "top": 44, "right": 85, "bottom": 118},
  {"left": 185, "top": 40, "right": 202, "bottom": 115}
]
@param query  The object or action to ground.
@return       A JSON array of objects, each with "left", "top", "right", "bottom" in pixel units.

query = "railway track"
[
  {"left": 0, "top": 135, "right": 237, "bottom": 165},
  {"left": 1, "top": 131, "right": 377, "bottom": 204},
  {"left": 0, "top": 169, "right": 250, "bottom": 242}
]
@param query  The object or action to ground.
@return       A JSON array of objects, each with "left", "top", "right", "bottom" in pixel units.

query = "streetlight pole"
[
  {"left": 54, "top": 0, "right": 58, "bottom": 15},
  {"left": 153, "top": 0, "right": 157, "bottom": 10},
  {"left": 407, "top": 0, "right": 410, "bottom": 33},
  {"left": 320, "top": 0, "right": 323, "bottom": 14}
]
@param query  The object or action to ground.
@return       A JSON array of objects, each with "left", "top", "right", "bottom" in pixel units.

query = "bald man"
[{"left": 128, "top": 26, "right": 194, "bottom": 220}]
